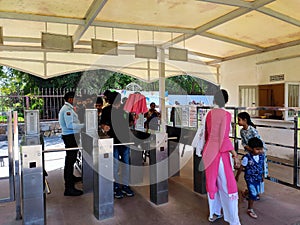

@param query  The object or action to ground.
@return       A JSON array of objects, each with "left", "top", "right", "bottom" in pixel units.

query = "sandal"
[
  {"left": 208, "top": 214, "right": 223, "bottom": 222},
  {"left": 247, "top": 209, "right": 258, "bottom": 219}
]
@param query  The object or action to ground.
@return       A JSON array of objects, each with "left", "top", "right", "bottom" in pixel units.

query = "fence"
[
  {"left": 0, "top": 88, "right": 95, "bottom": 123},
  {"left": 214, "top": 106, "right": 299, "bottom": 189},
  {"left": 165, "top": 105, "right": 300, "bottom": 189}
]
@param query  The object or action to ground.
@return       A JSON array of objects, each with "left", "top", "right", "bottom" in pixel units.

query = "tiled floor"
[{"left": 1, "top": 157, "right": 300, "bottom": 225}]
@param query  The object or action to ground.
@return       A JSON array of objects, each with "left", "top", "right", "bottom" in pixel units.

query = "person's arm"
[
  {"left": 240, "top": 130, "right": 247, "bottom": 147},
  {"left": 64, "top": 111, "right": 84, "bottom": 130},
  {"left": 235, "top": 164, "right": 243, "bottom": 181},
  {"left": 235, "top": 155, "right": 247, "bottom": 180},
  {"left": 231, "top": 150, "right": 241, "bottom": 169}
]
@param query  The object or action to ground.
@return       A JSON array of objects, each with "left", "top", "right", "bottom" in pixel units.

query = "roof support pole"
[{"left": 158, "top": 48, "right": 166, "bottom": 132}]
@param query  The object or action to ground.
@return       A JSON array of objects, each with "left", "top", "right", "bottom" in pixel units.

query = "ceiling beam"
[
  {"left": 201, "top": 32, "right": 264, "bottom": 50},
  {"left": 161, "top": 0, "right": 276, "bottom": 49},
  {"left": 92, "top": 21, "right": 193, "bottom": 34},
  {"left": 161, "top": 7, "right": 251, "bottom": 48},
  {"left": 0, "top": 12, "right": 194, "bottom": 34},
  {"left": 213, "top": 39, "right": 300, "bottom": 63},
  {"left": 4, "top": 36, "right": 40, "bottom": 43},
  {"left": 197, "top": 0, "right": 253, "bottom": 8},
  {"left": 257, "top": 7, "right": 300, "bottom": 27},
  {"left": 188, "top": 50, "right": 223, "bottom": 61},
  {"left": 0, "top": 11, "right": 84, "bottom": 25},
  {"left": 73, "top": 0, "right": 108, "bottom": 45}
]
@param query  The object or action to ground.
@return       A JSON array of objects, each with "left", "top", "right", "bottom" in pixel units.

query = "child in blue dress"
[
  {"left": 235, "top": 137, "right": 264, "bottom": 219},
  {"left": 238, "top": 111, "right": 268, "bottom": 178}
]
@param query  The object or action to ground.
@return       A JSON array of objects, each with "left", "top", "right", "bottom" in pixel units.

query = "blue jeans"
[{"left": 113, "top": 145, "right": 130, "bottom": 188}]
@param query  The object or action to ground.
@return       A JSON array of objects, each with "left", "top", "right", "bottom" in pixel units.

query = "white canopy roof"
[{"left": 0, "top": 0, "right": 299, "bottom": 84}]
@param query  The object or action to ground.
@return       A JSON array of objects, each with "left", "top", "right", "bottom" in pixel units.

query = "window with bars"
[{"left": 239, "top": 86, "right": 258, "bottom": 117}]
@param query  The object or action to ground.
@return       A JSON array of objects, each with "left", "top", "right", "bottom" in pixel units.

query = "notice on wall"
[
  {"left": 270, "top": 74, "right": 284, "bottom": 82},
  {"left": 180, "top": 106, "right": 189, "bottom": 127},
  {"left": 189, "top": 106, "right": 197, "bottom": 127}
]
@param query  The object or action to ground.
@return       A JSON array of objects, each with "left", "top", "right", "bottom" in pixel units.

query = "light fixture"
[{"left": 41, "top": 32, "right": 73, "bottom": 51}]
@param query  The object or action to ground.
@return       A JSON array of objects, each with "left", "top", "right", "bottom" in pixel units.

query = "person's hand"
[
  {"left": 102, "top": 124, "right": 110, "bottom": 132},
  {"left": 235, "top": 175, "right": 239, "bottom": 182},
  {"left": 233, "top": 157, "right": 241, "bottom": 169}
]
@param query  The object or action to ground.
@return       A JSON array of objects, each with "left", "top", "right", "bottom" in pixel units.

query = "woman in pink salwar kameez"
[{"left": 202, "top": 89, "right": 241, "bottom": 225}]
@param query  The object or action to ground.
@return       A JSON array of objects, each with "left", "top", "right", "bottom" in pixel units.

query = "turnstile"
[
  {"left": 94, "top": 138, "right": 114, "bottom": 220},
  {"left": 21, "top": 135, "right": 45, "bottom": 225},
  {"left": 81, "top": 132, "right": 96, "bottom": 193},
  {"left": 149, "top": 132, "right": 168, "bottom": 205},
  {"left": 166, "top": 126, "right": 206, "bottom": 194}
]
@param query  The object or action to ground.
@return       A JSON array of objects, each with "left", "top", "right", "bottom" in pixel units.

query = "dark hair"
[
  {"left": 122, "top": 97, "right": 128, "bottom": 104},
  {"left": 96, "top": 96, "right": 103, "bottom": 105},
  {"left": 150, "top": 102, "right": 156, "bottom": 107},
  {"left": 238, "top": 111, "right": 256, "bottom": 128},
  {"left": 214, "top": 89, "right": 228, "bottom": 107},
  {"left": 248, "top": 137, "right": 263, "bottom": 149},
  {"left": 109, "top": 92, "right": 121, "bottom": 105},
  {"left": 64, "top": 91, "right": 75, "bottom": 101},
  {"left": 103, "top": 90, "right": 111, "bottom": 97}
]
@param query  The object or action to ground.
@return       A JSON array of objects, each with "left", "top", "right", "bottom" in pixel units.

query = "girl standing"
[{"left": 237, "top": 111, "right": 268, "bottom": 178}]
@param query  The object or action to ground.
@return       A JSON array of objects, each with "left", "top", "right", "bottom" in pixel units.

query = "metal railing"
[
  {"left": 0, "top": 88, "right": 94, "bottom": 123},
  {"left": 166, "top": 105, "right": 300, "bottom": 189}
]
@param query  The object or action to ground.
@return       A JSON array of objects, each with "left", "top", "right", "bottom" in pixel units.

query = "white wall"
[{"left": 220, "top": 45, "right": 300, "bottom": 106}]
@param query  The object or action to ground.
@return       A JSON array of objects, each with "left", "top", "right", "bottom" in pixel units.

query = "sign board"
[
  {"left": 270, "top": 74, "right": 284, "bottom": 82},
  {"left": 42, "top": 32, "right": 73, "bottom": 51},
  {"left": 91, "top": 39, "right": 118, "bottom": 55},
  {"left": 169, "top": 47, "right": 188, "bottom": 61},
  {"left": 135, "top": 44, "right": 157, "bottom": 59}
]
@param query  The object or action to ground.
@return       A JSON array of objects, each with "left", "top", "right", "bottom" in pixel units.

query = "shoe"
[
  {"left": 247, "top": 209, "right": 258, "bottom": 219},
  {"left": 114, "top": 187, "right": 124, "bottom": 199},
  {"left": 73, "top": 176, "right": 82, "bottom": 183},
  {"left": 64, "top": 188, "right": 83, "bottom": 196},
  {"left": 122, "top": 185, "right": 135, "bottom": 197},
  {"left": 208, "top": 214, "right": 223, "bottom": 222}
]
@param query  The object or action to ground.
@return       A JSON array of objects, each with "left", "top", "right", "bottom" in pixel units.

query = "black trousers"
[{"left": 62, "top": 133, "right": 80, "bottom": 189}]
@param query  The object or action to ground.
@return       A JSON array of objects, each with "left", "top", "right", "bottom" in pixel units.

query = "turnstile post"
[
  {"left": 21, "top": 143, "right": 45, "bottom": 225},
  {"left": 193, "top": 151, "right": 206, "bottom": 194},
  {"left": 94, "top": 138, "right": 114, "bottom": 220},
  {"left": 149, "top": 132, "right": 168, "bottom": 205}
]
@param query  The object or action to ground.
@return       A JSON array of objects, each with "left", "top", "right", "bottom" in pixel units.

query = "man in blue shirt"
[{"left": 59, "top": 91, "right": 84, "bottom": 196}]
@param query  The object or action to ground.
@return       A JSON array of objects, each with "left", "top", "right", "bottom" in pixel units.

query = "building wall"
[{"left": 220, "top": 45, "right": 300, "bottom": 106}]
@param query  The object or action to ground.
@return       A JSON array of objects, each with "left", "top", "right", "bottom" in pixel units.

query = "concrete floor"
[{"left": 1, "top": 156, "right": 300, "bottom": 225}]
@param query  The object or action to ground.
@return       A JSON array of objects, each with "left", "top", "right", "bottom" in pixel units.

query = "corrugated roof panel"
[
  {"left": 209, "top": 11, "right": 300, "bottom": 48},
  {"left": 184, "top": 35, "right": 252, "bottom": 58},
  {"left": 98, "top": 0, "right": 237, "bottom": 29},
  {"left": 266, "top": 0, "right": 300, "bottom": 21},
  {"left": 0, "top": 0, "right": 93, "bottom": 18}
]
